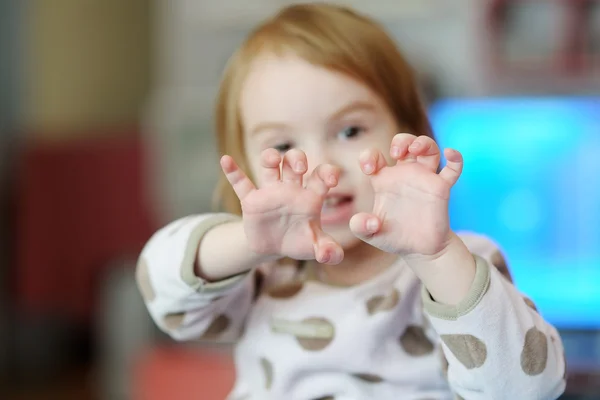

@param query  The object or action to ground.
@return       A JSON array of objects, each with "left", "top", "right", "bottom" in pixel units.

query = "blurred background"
[{"left": 0, "top": 0, "right": 599, "bottom": 399}]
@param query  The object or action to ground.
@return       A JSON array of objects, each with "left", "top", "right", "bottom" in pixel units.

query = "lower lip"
[{"left": 321, "top": 200, "right": 354, "bottom": 225}]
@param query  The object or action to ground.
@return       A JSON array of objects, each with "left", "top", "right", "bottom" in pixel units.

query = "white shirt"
[{"left": 136, "top": 214, "right": 566, "bottom": 400}]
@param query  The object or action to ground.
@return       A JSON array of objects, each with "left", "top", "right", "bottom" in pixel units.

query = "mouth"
[{"left": 321, "top": 194, "right": 354, "bottom": 225}]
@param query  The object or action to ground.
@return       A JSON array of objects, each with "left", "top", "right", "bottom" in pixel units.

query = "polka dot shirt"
[{"left": 137, "top": 214, "right": 567, "bottom": 400}]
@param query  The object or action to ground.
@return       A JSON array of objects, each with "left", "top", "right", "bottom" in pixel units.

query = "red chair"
[
  {"left": 14, "top": 131, "right": 157, "bottom": 322},
  {"left": 132, "top": 345, "right": 236, "bottom": 400}
]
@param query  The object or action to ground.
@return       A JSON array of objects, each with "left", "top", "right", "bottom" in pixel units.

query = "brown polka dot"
[
  {"left": 313, "top": 397, "right": 334, "bottom": 400},
  {"left": 268, "top": 281, "right": 304, "bottom": 299},
  {"left": 163, "top": 312, "right": 185, "bottom": 330},
  {"left": 260, "top": 357, "right": 273, "bottom": 389},
  {"left": 296, "top": 318, "right": 335, "bottom": 351},
  {"left": 441, "top": 334, "right": 487, "bottom": 369},
  {"left": 135, "top": 257, "right": 156, "bottom": 302},
  {"left": 199, "top": 314, "right": 231, "bottom": 339},
  {"left": 455, "top": 396, "right": 465, "bottom": 400},
  {"left": 490, "top": 250, "right": 513, "bottom": 282},
  {"left": 366, "top": 289, "right": 400, "bottom": 315},
  {"left": 399, "top": 325, "right": 435, "bottom": 356},
  {"left": 353, "top": 373, "right": 383, "bottom": 383},
  {"left": 523, "top": 297, "right": 538, "bottom": 312},
  {"left": 521, "top": 327, "right": 548, "bottom": 376}
]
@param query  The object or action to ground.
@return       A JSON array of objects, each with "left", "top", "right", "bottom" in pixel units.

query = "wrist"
[
  {"left": 401, "top": 232, "right": 462, "bottom": 267},
  {"left": 402, "top": 232, "right": 477, "bottom": 305},
  {"left": 239, "top": 223, "right": 285, "bottom": 265},
  {"left": 196, "top": 220, "right": 281, "bottom": 281}
]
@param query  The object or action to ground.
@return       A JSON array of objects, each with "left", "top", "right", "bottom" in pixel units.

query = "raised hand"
[
  {"left": 221, "top": 148, "right": 344, "bottom": 264},
  {"left": 349, "top": 133, "right": 464, "bottom": 257}
]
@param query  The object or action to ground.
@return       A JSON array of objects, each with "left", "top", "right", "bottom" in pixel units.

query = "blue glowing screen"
[{"left": 430, "top": 97, "right": 600, "bottom": 329}]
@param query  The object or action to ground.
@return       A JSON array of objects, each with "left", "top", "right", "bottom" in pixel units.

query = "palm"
[
  {"left": 350, "top": 134, "right": 463, "bottom": 257},
  {"left": 220, "top": 149, "right": 343, "bottom": 265},
  {"left": 241, "top": 184, "right": 324, "bottom": 260},
  {"left": 369, "top": 163, "right": 451, "bottom": 255}
]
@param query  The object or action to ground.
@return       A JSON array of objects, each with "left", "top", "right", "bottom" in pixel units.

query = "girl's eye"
[
  {"left": 273, "top": 142, "right": 293, "bottom": 153},
  {"left": 337, "top": 126, "right": 364, "bottom": 141}
]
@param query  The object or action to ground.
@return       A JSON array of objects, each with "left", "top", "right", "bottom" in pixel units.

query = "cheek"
[
  {"left": 375, "top": 136, "right": 394, "bottom": 164},
  {"left": 350, "top": 171, "right": 375, "bottom": 210}
]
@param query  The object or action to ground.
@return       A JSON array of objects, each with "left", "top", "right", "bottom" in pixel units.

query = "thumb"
[
  {"left": 349, "top": 213, "right": 382, "bottom": 242},
  {"left": 309, "top": 220, "right": 344, "bottom": 265}
]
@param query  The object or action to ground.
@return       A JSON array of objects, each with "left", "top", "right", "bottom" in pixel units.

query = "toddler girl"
[{"left": 137, "top": 3, "right": 566, "bottom": 399}]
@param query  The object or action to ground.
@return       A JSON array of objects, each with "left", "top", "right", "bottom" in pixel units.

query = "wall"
[
  {"left": 0, "top": 0, "right": 23, "bottom": 382},
  {"left": 22, "top": 0, "right": 152, "bottom": 141}
]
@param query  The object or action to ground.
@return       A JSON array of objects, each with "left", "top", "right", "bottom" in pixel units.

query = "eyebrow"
[
  {"left": 248, "top": 100, "right": 377, "bottom": 137},
  {"left": 249, "top": 122, "right": 290, "bottom": 137},
  {"left": 329, "top": 100, "right": 377, "bottom": 120}
]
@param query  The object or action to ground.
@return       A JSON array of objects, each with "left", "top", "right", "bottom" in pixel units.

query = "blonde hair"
[{"left": 214, "top": 3, "right": 434, "bottom": 215}]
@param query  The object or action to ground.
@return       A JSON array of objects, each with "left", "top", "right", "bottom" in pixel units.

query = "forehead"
[{"left": 240, "top": 54, "right": 380, "bottom": 128}]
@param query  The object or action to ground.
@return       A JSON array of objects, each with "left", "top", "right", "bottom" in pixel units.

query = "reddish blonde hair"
[{"left": 214, "top": 3, "right": 433, "bottom": 215}]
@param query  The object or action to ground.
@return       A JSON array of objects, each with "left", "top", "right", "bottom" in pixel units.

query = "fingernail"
[
  {"left": 410, "top": 142, "right": 421, "bottom": 150},
  {"left": 363, "top": 163, "right": 374, "bottom": 174},
  {"left": 391, "top": 146, "right": 399, "bottom": 157},
  {"left": 329, "top": 176, "right": 337, "bottom": 185},
  {"left": 295, "top": 161, "right": 306, "bottom": 172},
  {"left": 366, "top": 218, "right": 378, "bottom": 232},
  {"left": 321, "top": 251, "right": 330, "bottom": 263}
]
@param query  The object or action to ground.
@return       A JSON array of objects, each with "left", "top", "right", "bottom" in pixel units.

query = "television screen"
[{"left": 430, "top": 97, "right": 600, "bottom": 329}]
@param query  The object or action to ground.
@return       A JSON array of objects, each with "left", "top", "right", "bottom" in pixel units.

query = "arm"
[
  {"left": 351, "top": 134, "right": 564, "bottom": 398},
  {"left": 197, "top": 217, "right": 281, "bottom": 281},
  {"left": 421, "top": 233, "right": 566, "bottom": 400},
  {"left": 136, "top": 213, "right": 265, "bottom": 341},
  {"left": 403, "top": 231, "right": 477, "bottom": 306}
]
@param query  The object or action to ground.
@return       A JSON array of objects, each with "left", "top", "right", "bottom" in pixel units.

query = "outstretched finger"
[
  {"left": 311, "top": 223, "right": 344, "bottom": 265},
  {"left": 439, "top": 148, "right": 464, "bottom": 186},
  {"left": 358, "top": 148, "right": 388, "bottom": 175},
  {"left": 260, "top": 148, "right": 283, "bottom": 185},
  {"left": 349, "top": 212, "right": 382, "bottom": 240},
  {"left": 220, "top": 155, "right": 256, "bottom": 200},
  {"left": 390, "top": 133, "right": 418, "bottom": 163},
  {"left": 407, "top": 135, "right": 440, "bottom": 172},
  {"left": 281, "top": 149, "right": 307, "bottom": 185},
  {"left": 305, "top": 164, "right": 339, "bottom": 197}
]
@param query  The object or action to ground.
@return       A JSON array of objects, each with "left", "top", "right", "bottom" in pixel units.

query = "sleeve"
[
  {"left": 422, "top": 232, "right": 567, "bottom": 400},
  {"left": 135, "top": 213, "right": 257, "bottom": 342}
]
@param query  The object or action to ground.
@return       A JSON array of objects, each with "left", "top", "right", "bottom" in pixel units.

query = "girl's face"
[{"left": 240, "top": 54, "right": 400, "bottom": 250}]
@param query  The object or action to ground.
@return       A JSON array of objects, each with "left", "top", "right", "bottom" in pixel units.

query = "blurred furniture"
[
  {"left": 132, "top": 345, "right": 235, "bottom": 400},
  {"left": 96, "top": 260, "right": 157, "bottom": 400},
  {"left": 12, "top": 131, "right": 158, "bottom": 383},
  {"left": 14, "top": 130, "right": 156, "bottom": 321},
  {"left": 485, "top": 0, "right": 600, "bottom": 92},
  {"left": 561, "top": 330, "right": 600, "bottom": 398}
]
